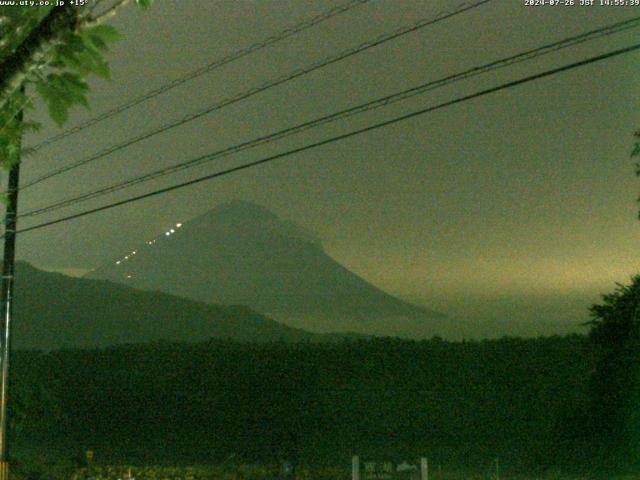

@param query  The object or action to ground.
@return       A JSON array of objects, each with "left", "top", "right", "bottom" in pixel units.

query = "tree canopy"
[
  {"left": 586, "top": 276, "right": 640, "bottom": 473},
  {"left": 0, "top": 1, "right": 153, "bottom": 172}
]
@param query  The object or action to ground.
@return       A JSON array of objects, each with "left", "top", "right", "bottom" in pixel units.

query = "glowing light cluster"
[
  {"left": 114, "top": 221, "right": 183, "bottom": 265},
  {"left": 163, "top": 223, "right": 182, "bottom": 237}
]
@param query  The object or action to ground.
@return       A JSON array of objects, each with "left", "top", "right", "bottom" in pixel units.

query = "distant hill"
[
  {"left": 86, "top": 200, "right": 446, "bottom": 337},
  {"left": 12, "top": 262, "right": 339, "bottom": 350}
]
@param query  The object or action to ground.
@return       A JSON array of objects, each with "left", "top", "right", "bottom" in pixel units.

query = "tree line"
[{"left": 6, "top": 335, "right": 591, "bottom": 473}]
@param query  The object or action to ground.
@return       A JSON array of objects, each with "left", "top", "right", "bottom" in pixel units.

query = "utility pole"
[{"left": 0, "top": 104, "right": 22, "bottom": 480}]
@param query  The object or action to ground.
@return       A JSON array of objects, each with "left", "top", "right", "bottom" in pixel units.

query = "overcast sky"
[{"left": 8, "top": 0, "right": 640, "bottom": 334}]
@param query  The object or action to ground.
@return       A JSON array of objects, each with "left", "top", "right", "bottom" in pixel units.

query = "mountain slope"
[
  {"left": 12, "top": 262, "right": 328, "bottom": 350},
  {"left": 86, "top": 201, "right": 445, "bottom": 337}
]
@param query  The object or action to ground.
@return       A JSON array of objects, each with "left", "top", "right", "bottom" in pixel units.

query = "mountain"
[
  {"left": 86, "top": 200, "right": 445, "bottom": 337},
  {"left": 11, "top": 262, "right": 337, "bottom": 350}
]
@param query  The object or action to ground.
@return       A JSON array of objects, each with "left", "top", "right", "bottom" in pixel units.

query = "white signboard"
[{"left": 352, "top": 456, "right": 428, "bottom": 480}]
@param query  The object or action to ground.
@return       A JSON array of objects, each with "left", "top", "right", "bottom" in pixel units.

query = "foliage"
[
  {"left": 588, "top": 277, "right": 640, "bottom": 347},
  {"left": 633, "top": 130, "right": 640, "bottom": 218},
  {"left": 0, "top": 1, "right": 154, "bottom": 171},
  {"left": 0, "top": 91, "right": 40, "bottom": 169},
  {"left": 0, "top": 6, "right": 54, "bottom": 61},
  {"left": 135, "top": 0, "right": 154, "bottom": 10},
  {"left": 585, "top": 276, "right": 640, "bottom": 474},
  {"left": 34, "top": 24, "right": 121, "bottom": 126}
]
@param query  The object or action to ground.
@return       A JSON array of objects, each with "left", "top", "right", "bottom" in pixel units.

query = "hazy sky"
[{"left": 8, "top": 0, "right": 640, "bottom": 334}]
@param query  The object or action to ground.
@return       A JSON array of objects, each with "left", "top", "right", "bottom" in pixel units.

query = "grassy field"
[
  {"left": 63, "top": 465, "right": 640, "bottom": 480},
  {"left": 71, "top": 465, "right": 350, "bottom": 480}
]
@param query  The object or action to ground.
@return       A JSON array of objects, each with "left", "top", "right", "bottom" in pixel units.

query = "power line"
[
  {"left": 12, "top": 41, "right": 640, "bottom": 237},
  {"left": 18, "top": 16, "right": 640, "bottom": 219},
  {"left": 19, "top": 0, "right": 493, "bottom": 191},
  {"left": 26, "top": 0, "right": 373, "bottom": 153}
]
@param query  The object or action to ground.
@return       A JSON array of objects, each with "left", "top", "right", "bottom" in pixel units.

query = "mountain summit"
[{"left": 87, "top": 201, "right": 444, "bottom": 337}]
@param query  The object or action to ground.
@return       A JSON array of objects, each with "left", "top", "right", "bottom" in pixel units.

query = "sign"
[
  {"left": 353, "top": 457, "right": 427, "bottom": 480},
  {"left": 362, "top": 461, "right": 395, "bottom": 480}
]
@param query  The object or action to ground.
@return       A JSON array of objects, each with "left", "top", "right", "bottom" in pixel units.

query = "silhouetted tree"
[
  {"left": 586, "top": 276, "right": 640, "bottom": 473},
  {"left": 632, "top": 130, "right": 640, "bottom": 218}
]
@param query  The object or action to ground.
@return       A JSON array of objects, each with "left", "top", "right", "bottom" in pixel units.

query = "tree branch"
[{"left": 88, "top": 0, "right": 131, "bottom": 24}]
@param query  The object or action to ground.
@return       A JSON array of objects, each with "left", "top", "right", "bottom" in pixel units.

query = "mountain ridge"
[
  {"left": 86, "top": 201, "right": 446, "bottom": 337},
  {"left": 12, "top": 261, "right": 358, "bottom": 350}
]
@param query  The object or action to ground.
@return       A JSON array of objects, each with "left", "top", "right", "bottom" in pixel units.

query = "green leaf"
[
  {"left": 6, "top": 142, "right": 17, "bottom": 160},
  {"left": 89, "top": 56, "right": 111, "bottom": 80},
  {"left": 35, "top": 80, "right": 55, "bottom": 104},
  {"left": 35, "top": 73, "right": 91, "bottom": 126},
  {"left": 135, "top": 0, "right": 154, "bottom": 9},
  {"left": 47, "top": 75, "right": 76, "bottom": 107},
  {"left": 61, "top": 31, "right": 85, "bottom": 52},
  {"left": 60, "top": 72, "right": 89, "bottom": 91},
  {"left": 83, "top": 25, "right": 122, "bottom": 43},
  {"left": 75, "top": 49, "right": 111, "bottom": 79},
  {"left": 57, "top": 46, "right": 87, "bottom": 75},
  {"left": 48, "top": 98, "right": 69, "bottom": 127},
  {"left": 58, "top": 73, "right": 90, "bottom": 109},
  {"left": 87, "top": 33, "right": 108, "bottom": 52}
]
